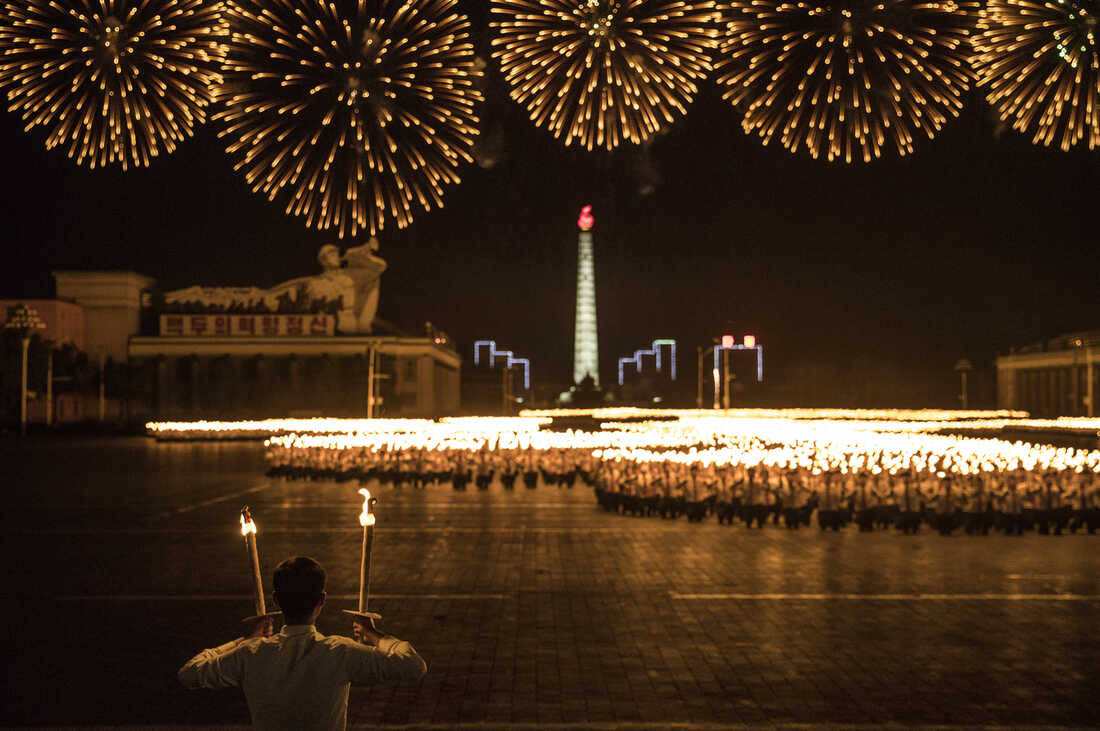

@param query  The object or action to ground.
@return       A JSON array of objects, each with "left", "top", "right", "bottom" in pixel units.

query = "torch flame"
[
  {"left": 358, "top": 488, "right": 376, "bottom": 527},
  {"left": 240, "top": 507, "right": 257, "bottom": 536}
]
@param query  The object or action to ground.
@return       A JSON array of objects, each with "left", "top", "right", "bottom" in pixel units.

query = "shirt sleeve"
[
  {"left": 178, "top": 638, "right": 249, "bottom": 689},
  {"left": 339, "top": 636, "right": 427, "bottom": 686}
]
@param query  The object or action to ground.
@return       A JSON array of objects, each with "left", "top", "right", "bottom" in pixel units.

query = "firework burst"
[
  {"left": 0, "top": 0, "right": 227, "bottom": 169},
  {"left": 491, "top": 0, "right": 720, "bottom": 151},
  {"left": 717, "top": 0, "right": 978, "bottom": 163},
  {"left": 217, "top": 0, "right": 482, "bottom": 238},
  {"left": 973, "top": 0, "right": 1099, "bottom": 151}
]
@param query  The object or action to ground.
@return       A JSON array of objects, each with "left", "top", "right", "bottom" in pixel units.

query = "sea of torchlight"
[{"left": 145, "top": 410, "right": 1100, "bottom": 478}]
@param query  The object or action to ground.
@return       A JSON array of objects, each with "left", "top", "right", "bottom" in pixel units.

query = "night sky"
[{"left": 2, "top": 1, "right": 1098, "bottom": 390}]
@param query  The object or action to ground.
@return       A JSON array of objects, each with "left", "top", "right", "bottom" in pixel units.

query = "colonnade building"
[{"left": 995, "top": 331, "right": 1097, "bottom": 417}]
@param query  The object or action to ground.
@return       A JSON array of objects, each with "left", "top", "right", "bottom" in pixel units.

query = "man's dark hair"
[{"left": 273, "top": 556, "right": 326, "bottom": 623}]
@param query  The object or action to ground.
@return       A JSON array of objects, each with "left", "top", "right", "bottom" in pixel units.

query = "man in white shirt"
[{"left": 179, "top": 556, "right": 427, "bottom": 730}]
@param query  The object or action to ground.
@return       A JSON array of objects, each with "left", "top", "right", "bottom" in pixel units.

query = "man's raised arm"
[
  {"left": 178, "top": 638, "right": 249, "bottom": 690},
  {"left": 179, "top": 617, "right": 271, "bottom": 689},
  {"left": 341, "top": 619, "right": 427, "bottom": 686}
]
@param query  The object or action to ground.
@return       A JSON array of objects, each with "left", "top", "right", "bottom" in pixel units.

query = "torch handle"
[
  {"left": 359, "top": 525, "right": 374, "bottom": 613},
  {"left": 246, "top": 533, "right": 266, "bottom": 616}
]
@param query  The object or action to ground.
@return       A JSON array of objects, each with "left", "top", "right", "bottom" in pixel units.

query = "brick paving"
[{"left": 3, "top": 438, "right": 1099, "bottom": 728}]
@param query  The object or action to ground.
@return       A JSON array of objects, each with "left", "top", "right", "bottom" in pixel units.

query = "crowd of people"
[
  {"left": 265, "top": 441, "right": 1099, "bottom": 536},
  {"left": 591, "top": 458, "right": 1099, "bottom": 536},
  {"left": 266, "top": 445, "right": 595, "bottom": 491}
]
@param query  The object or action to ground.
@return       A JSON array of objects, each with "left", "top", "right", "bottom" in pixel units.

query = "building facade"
[
  {"left": 128, "top": 331, "right": 459, "bottom": 420},
  {"left": 0, "top": 298, "right": 86, "bottom": 349},
  {"left": 1, "top": 299, "right": 91, "bottom": 424},
  {"left": 996, "top": 331, "right": 1097, "bottom": 417},
  {"left": 4, "top": 258, "right": 461, "bottom": 423},
  {"left": 53, "top": 270, "right": 153, "bottom": 362}
]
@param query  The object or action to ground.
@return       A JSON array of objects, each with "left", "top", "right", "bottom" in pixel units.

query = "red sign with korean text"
[{"left": 159, "top": 314, "right": 335, "bottom": 336}]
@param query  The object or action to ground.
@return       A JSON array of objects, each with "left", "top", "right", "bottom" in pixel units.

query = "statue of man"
[
  {"left": 298, "top": 240, "right": 385, "bottom": 333},
  {"left": 164, "top": 239, "right": 386, "bottom": 334}
]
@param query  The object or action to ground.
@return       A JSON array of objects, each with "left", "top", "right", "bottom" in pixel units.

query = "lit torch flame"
[
  {"left": 240, "top": 507, "right": 258, "bottom": 536},
  {"left": 358, "top": 488, "right": 376, "bottom": 527}
]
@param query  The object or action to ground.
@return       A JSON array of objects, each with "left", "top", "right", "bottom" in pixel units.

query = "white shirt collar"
[{"left": 281, "top": 624, "right": 317, "bottom": 636}]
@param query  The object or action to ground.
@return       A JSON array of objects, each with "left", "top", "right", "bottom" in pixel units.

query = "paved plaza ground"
[{"left": 3, "top": 437, "right": 1099, "bottom": 729}]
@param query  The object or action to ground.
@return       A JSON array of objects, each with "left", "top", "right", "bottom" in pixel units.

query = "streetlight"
[
  {"left": 954, "top": 358, "right": 973, "bottom": 410},
  {"left": 713, "top": 335, "right": 733, "bottom": 409},
  {"left": 502, "top": 363, "right": 514, "bottom": 415},
  {"left": 4, "top": 304, "right": 46, "bottom": 435},
  {"left": 722, "top": 349, "right": 733, "bottom": 409},
  {"left": 364, "top": 344, "right": 392, "bottom": 418},
  {"left": 696, "top": 346, "right": 704, "bottom": 408},
  {"left": 1071, "top": 337, "right": 1093, "bottom": 417}
]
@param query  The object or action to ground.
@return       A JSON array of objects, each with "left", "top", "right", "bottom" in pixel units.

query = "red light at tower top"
[
  {"left": 577, "top": 205, "right": 594, "bottom": 231},
  {"left": 744, "top": 335, "right": 756, "bottom": 348}
]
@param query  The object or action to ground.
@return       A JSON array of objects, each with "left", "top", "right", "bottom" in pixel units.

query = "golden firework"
[
  {"left": 718, "top": 0, "right": 978, "bottom": 163},
  {"left": 973, "top": 0, "right": 1099, "bottom": 151},
  {"left": 491, "top": 0, "right": 720, "bottom": 151},
  {"left": 0, "top": 0, "right": 227, "bottom": 170},
  {"left": 216, "top": 0, "right": 482, "bottom": 238}
]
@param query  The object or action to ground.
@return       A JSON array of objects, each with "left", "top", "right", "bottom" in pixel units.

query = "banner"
[{"left": 159, "top": 314, "right": 335, "bottom": 337}]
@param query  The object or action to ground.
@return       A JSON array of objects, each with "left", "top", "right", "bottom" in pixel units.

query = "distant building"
[
  {"left": 126, "top": 243, "right": 460, "bottom": 419},
  {"left": 0, "top": 299, "right": 89, "bottom": 423},
  {"left": 2, "top": 247, "right": 461, "bottom": 423},
  {"left": 53, "top": 270, "right": 152, "bottom": 362},
  {"left": 128, "top": 325, "right": 459, "bottom": 420},
  {"left": 0, "top": 298, "right": 85, "bottom": 349},
  {"left": 996, "top": 330, "right": 1097, "bottom": 417}
]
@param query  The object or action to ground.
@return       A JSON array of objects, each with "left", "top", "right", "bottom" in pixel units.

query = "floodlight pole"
[
  {"left": 502, "top": 364, "right": 513, "bottom": 415},
  {"left": 1086, "top": 347, "right": 1094, "bottom": 417},
  {"left": 45, "top": 350, "right": 53, "bottom": 428},
  {"left": 19, "top": 336, "right": 29, "bottom": 436},
  {"left": 5, "top": 304, "right": 46, "bottom": 433},
  {"left": 722, "top": 349, "right": 731, "bottom": 409},
  {"left": 712, "top": 366, "right": 720, "bottom": 410},
  {"left": 97, "top": 348, "right": 106, "bottom": 423},
  {"left": 954, "top": 358, "right": 973, "bottom": 411},
  {"left": 695, "top": 346, "right": 703, "bottom": 409},
  {"left": 366, "top": 346, "right": 376, "bottom": 418}
]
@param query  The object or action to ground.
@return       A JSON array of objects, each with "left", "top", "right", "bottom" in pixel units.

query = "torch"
[
  {"left": 240, "top": 506, "right": 281, "bottom": 623},
  {"left": 343, "top": 488, "right": 382, "bottom": 626}
]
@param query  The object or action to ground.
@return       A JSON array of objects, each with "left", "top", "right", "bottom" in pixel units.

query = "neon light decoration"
[
  {"left": 617, "top": 339, "right": 677, "bottom": 385},
  {"left": 474, "top": 340, "right": 531, "bottom": 390},
  {"left": 713, "top": 342, "right": 764, "bottom": 382}
]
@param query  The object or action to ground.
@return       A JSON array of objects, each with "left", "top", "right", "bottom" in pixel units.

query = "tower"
[{"left": 573, "top": 205, "right": 599, "bottom": 386}]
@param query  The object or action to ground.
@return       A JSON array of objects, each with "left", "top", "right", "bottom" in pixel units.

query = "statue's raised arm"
[
  {"left": 163, "top": 239, "right": 387, "bottom": 334},
  {"left": 339, "top": 238, "right": 387, "bottom": 333}
]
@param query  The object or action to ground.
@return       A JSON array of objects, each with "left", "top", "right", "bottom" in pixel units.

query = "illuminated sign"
[
  {"left": 721, "top": 334, "right": 735, "bottom": 349},
  {"left": 160, "top": 314, "right": 335, "bottom": 337},
  {"left": 617, "top": 339, "right": 677, "bottom": 385},
  {"left": 712, "top": 342, "right": 765, "bottom": 382},
  {"left": 744, "top": 334, "right": 756, "bottom": 348},
  {"left": 474, "top": 340, "right": 531, "bottom": 390},
  {"left": 577, "top": 205, "right": 594, "bottom": 231}
]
